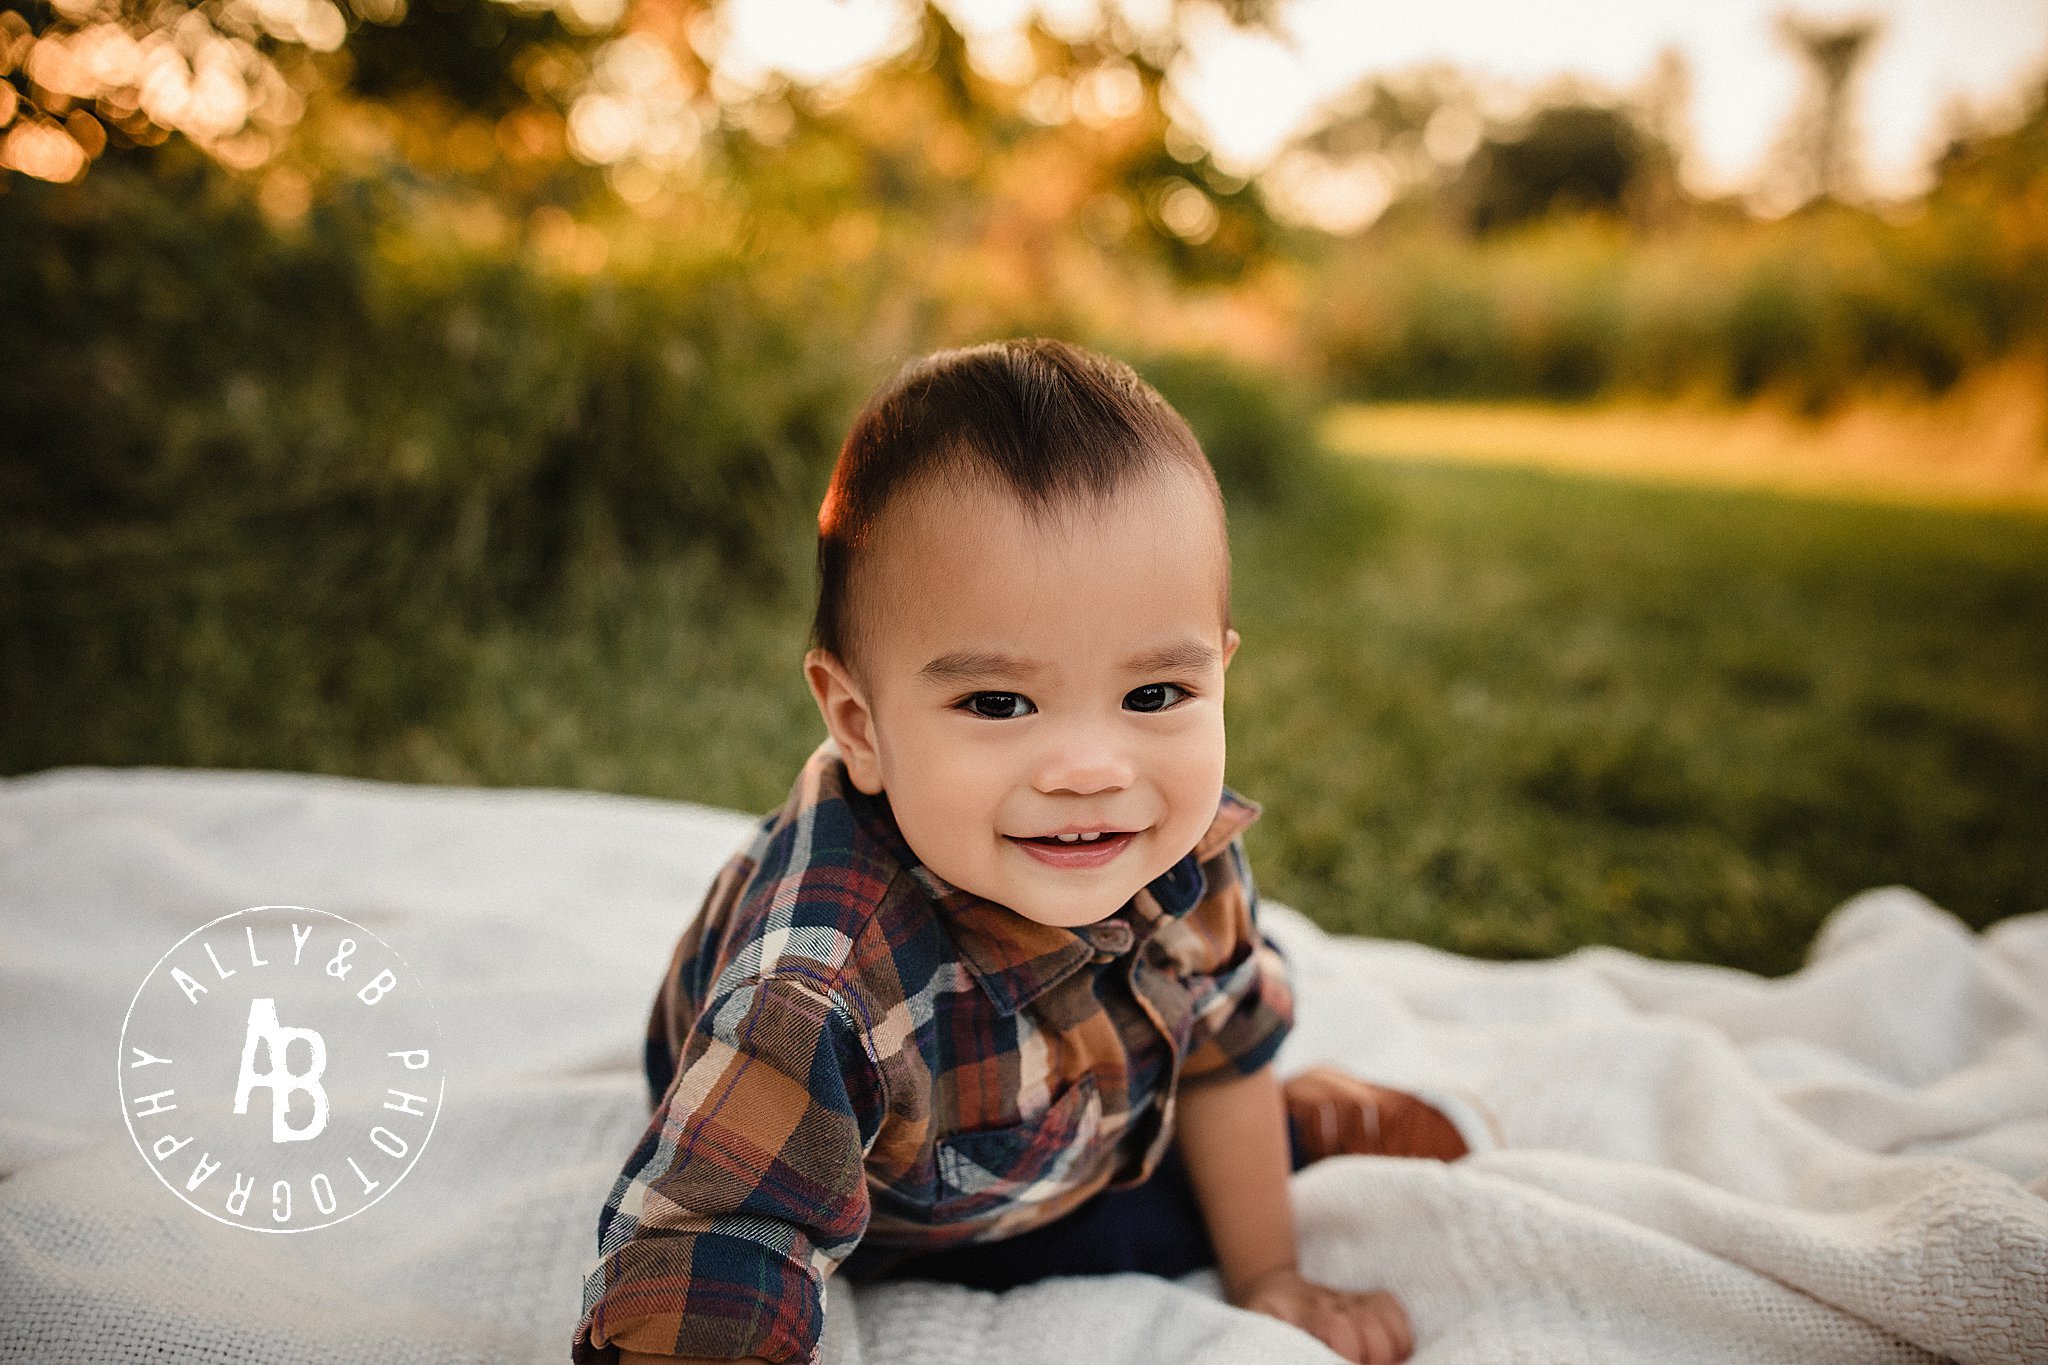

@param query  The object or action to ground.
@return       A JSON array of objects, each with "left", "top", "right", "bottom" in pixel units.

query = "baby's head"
[{"left": 803, "top": 338, "right": 1239, "bottom": 930}]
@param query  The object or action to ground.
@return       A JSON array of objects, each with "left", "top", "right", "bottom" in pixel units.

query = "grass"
[
  {"left": 12, "top": 447, "right": 2047, "bottom": 976},
  {"left": 1323, "top": 363, "right": 2048, "bottom": 514},
  {"left": 1227, "top": 457, "right": 2048, "bottom": 972}
]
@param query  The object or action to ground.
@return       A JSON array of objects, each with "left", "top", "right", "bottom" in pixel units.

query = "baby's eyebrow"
[
  {"left": 918, "top": 650, "right": 1038, "bottom": 685},
  {"left": 918, "top": 638, "right": 1219, "bottom": 686},
  {"left": 1124, "top": 638, "right": 1222, "bottom": 675}
]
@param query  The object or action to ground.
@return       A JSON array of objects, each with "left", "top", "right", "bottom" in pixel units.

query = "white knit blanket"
[{"left": 1, "top": 767, "right": 2043, "bottom": 1364}]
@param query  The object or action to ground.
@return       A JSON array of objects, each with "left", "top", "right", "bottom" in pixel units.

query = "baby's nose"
[{"left": 1033, "top": 728, "right": 1136, "bottom": 796}]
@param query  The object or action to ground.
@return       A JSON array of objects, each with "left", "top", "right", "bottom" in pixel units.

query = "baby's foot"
[{"left": 1282, "top": 1067, "right": 1470, "bottom": 1163}]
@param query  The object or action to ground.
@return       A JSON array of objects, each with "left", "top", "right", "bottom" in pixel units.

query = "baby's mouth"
[{"left": 1005, "top": 830, "right": 1141, "bottom": 865}]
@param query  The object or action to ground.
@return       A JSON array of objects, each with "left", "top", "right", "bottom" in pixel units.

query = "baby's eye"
[
  {"left": 1124, "top": 683, "right": 1192, "bottom": 713},
  {"left": 959, "top": 691, "right": 1036, "bottom": 721}
]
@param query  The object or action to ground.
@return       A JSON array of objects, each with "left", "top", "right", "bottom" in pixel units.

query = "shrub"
[
  {"left": 1129, "top": 345, "right": 1336, "bottom": 506},
  {"left": 0, "top": 148, "right": 866, "bottom": 771}
]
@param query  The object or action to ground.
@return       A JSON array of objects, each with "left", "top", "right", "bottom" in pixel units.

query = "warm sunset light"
[
  {"left": 707, "top": 0, "right": 2048, "bottom": 204},
  {"left": 5, "top": 0, "right": 2047, "bottom": 1359}
]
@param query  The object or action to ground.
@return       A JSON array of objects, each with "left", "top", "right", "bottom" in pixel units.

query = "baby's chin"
[
  {"left": 996, "top": 871, "right": 1155, "bottom": 928},
  {"left": 910, "top": 852, "right": 1130, "bottom": 926},
  {"left": 1002, "top": 897, "right": 1131, "bottom": 929}
]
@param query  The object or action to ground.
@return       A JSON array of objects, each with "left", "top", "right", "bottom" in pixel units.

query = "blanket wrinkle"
[{"left": 2, "top": 767, "right": 2043, "bottom": 1364}]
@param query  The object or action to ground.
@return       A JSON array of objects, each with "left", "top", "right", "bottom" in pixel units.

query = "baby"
[{"left": 572, "top": 339, "right": 1470, "bottom": 1365}]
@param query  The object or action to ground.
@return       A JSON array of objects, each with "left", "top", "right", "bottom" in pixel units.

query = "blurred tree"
[
  {"left": 1269, "top": 64, "right": 1690, "bottom": 239},
  {"left": 0, "top": 0, "right": 1287, "bottom": 185},
  {"left": 0, "top": 0, "right": 381, "bottom": 179},
  {"left": 679, "top": 0, "right": 1293, "bottom": 333},
  {"left": 1765, "top": 12, "right": 1881, "bottom": 208},
  {"left": 342, "top": 0, "right": 590, "bottom": 116},
  {"left": 1932, "top": 73, "right": 2048, "bottom": 202},
  {"left": 1455, "top": 100, "right": 1678, "bottom": 234},
  {"left": 1923, "top": 74, "right": 2048, "bottom": 366},
  {"left": 1630, "top": 46, "right": 1694, "bottom": 224},
  {"left": 1262, "top": 64, "right": 1480, "bottom": 234}
]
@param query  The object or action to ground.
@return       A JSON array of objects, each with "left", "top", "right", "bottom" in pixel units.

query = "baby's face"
[{"left": 806, "top": 464, "right": 1239, "bottom": 930}]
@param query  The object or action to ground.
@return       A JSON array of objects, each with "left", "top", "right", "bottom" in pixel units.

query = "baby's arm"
[
  {"left": 576, "top": 973, "right": 878, "bottom": 1365},
  {"left": 1175, "top": 1063, "right": 1413, "bottom": 1365}
]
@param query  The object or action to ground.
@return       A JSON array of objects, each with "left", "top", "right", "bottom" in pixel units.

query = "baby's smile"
[
  {"left": 1006, "top": 827, "right": 1145, "bottom": 868},
  {"left": 805, "top": 459, "right": 1241, "bottom": 931}
]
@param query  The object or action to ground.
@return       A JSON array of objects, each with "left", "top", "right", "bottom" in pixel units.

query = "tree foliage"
[{"left": 1457, "top": 103, "right": 1677, "bottom": 234}]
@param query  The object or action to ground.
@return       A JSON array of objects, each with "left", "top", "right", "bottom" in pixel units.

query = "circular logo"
[{"left": 117, "top": 905, "right": 445, "bottom": 1233}]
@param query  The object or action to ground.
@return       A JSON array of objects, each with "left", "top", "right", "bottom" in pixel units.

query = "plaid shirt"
[{"left": 573, "top": 736, "right": 1292, "bottom": 1364}]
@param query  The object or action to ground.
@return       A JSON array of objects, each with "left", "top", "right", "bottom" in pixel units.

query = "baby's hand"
[{"left": 1232, "top": 1265, "right": 1413, "bottom": 1365}]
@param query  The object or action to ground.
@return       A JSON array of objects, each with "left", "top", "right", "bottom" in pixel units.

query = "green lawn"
[
  {"left": 14, "top": 456, "right": 2047, "bottom": 974},
  {"left": 1228, "top": 458, "right": 2048, "bottom": 971}
]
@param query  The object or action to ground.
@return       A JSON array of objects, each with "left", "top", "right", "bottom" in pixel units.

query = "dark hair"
[{"left": 811, "top": 338, "right": 1230, "bottom": 681}]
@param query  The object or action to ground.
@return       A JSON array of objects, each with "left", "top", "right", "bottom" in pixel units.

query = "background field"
[{"left": 1230, "top": 454, "right": 2048, "bottom": 972}]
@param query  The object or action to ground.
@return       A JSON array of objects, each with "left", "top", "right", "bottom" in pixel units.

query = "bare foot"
[{"left": 1281, "top": 1067, "right": 1469, "bottom": 1162}]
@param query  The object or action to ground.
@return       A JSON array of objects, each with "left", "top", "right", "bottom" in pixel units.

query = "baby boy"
[{"left": 572, "top": 339, "right": 1470, "bottom": 1365}]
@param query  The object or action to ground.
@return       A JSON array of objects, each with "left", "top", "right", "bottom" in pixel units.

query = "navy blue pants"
[{"left": 845, "top": 1117, "right": 1310, "bottom": 1291}]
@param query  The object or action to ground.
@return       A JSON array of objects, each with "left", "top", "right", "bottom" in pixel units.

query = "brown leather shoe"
[{"left": 1282, "top": 1066, "right": 1471, "bottom": 1163}]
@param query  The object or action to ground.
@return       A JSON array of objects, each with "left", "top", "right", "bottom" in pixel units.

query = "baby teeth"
[{"left": 1053, "top": 832, "right": 1104, "bottom": 843}]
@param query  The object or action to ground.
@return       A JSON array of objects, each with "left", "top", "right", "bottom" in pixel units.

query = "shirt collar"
[{"left": 817, "top": 736, "right": 1263, "bottom": 1017}]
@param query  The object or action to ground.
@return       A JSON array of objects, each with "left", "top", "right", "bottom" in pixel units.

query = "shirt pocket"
[{"left": 932, "top": 1073, "right": 1104, "bottom": 1221}]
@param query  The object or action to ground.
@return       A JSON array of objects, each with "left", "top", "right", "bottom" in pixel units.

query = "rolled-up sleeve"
[
  {"left": 1177, "top": 836, "right": 1295, "bottom": 1088},
  {"left": 573, "top": 973, "right": 880, "bottom": 1364}
]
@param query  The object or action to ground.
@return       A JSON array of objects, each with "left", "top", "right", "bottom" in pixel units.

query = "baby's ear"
[
  {"left": 1221, "top": 628, "right": 1241, "bottom": 671},
  {"left": 804, "top": 648, "right": 886, "bottom": 794}
]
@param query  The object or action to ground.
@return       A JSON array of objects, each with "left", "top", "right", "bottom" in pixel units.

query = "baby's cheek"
[{"left": 1171, "top": 757, "right": 1212, "bottom": 834}]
